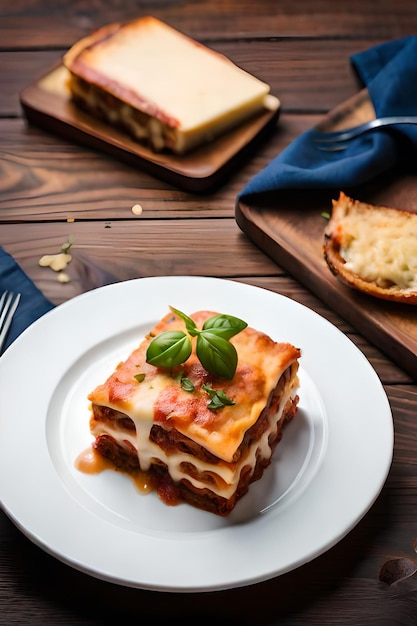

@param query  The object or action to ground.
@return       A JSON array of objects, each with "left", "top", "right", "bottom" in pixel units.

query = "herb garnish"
[
  {"left": 180, "top": 377, "right": 195, "bottom": 392},
  {"left": 146, "top": 306, "right": 247, "bottom": 379},
  {"left": 61, "top": 235, "right": 74, "bottom": 254},
  {"left": 203, "top": 384, "right": 235, "bottom": 410},
  {"left": 174, "top": 371, "right": 195, "bottom": 392}
]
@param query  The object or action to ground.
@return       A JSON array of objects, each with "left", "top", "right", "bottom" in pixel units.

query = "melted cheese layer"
[
  {"left": 337, "top": 203, "right": 417, "bottom": 291},
  {"left": 90, "top": 365, "right": 299, "bottom": 499}
]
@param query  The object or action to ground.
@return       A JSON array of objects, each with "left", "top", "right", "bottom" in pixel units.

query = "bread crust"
[{"left": 323, "top": 192, "right": 417, "bottom": 304}]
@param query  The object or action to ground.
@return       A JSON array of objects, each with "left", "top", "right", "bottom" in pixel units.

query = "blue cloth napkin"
[
  {"left": 0, "top": 247, "right": 55, "bottom": 350},
  {"left": 238, "top": 36, "right": 417, "bottom": 200}
]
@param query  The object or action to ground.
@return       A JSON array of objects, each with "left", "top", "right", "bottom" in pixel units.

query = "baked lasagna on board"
[
  {"left": 85, "top": 308, "right": 300, "bottom": 516},
  {"left": 63, "top": 16, "right": 277, "bottom": 154}
]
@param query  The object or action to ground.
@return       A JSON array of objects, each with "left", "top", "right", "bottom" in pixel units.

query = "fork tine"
[
  {"left": 313, "top": 121, "right": 373, "bottom": 144},
  {"left": 0, "top": 291, "right": 21, "bottom": 355},
  {"left": 0, "top": 291, "right": 13, "bottom": 329},
  {"left": 313, "top": 115, "right": 417, "bottom": 148}
]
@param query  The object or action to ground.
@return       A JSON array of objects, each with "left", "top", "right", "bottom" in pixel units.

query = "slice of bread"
[{"left": 323, "top": 192, "right": 417, "bottom": 304}]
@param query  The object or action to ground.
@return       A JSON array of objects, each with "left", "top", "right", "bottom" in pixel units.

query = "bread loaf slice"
[{"left": 323, "top": 192, "right": 417, "bottom": 304}]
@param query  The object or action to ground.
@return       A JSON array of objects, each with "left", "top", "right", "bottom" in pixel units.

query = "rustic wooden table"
[{"left": 1, "top": 1, "right": 417, "bottom": 624}]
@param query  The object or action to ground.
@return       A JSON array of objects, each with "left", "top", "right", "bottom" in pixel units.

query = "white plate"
[{"left": 0, "top": 277, "right": 393, "bottom": 592}]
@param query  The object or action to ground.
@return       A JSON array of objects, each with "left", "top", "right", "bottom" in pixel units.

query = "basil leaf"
[
  {"left": 146, "top": 331, "right": 192, "bottom": 368},
  {"left": 202, "top": 313, "right": 247, "bottom": 340},
  {"left": 169, "top": 306, "right": 198, "bottom": 336},
  {"left": 197, "top": 332, "right": 238, "bottom": 379},
  {"left": 202, "top": 384, "right": 235, "bottom": 410},
  {"left": 147, "top": 308, "right": 247, "bottom": 380}
]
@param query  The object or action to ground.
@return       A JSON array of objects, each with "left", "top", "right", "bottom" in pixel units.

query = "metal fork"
[
  {"left": 0, "top": 291, "right": 21, "bottom": 355},
  {"left": 313, "top": 116, "right": 417, "bottom": 151}
]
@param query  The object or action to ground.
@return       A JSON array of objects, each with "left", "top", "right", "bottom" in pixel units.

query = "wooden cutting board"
[
  {"left": 20, "top": 64, "right": 280, "bottom": 193},
  {"left": 236, "top": 89, "right": 417, "bottom": 381}
]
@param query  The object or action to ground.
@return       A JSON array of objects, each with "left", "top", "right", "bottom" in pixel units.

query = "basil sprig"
[{"left": 146, "top": 306, "right": 247, "bottom": 379}]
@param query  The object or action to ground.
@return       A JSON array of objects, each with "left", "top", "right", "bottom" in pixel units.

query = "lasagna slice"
[
  {"left": 87, "top": 310, "right": 300, "bottom": 516},
  {"left": 63, "top": 16, "right": 276, "bottom": 154}
]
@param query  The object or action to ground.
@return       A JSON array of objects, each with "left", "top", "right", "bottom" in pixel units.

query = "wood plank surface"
[
  {"left": 1, "top": 1, "right": 417, "bottom": 623},
  {"left": 0, "top": 116, "right": 314, "bottom": 221},
  {"left": 1, "top": 0, "right": 417, "bottom": 48},
  {"left": 0, "top": 219, "right": 282, "bottom": 302}
]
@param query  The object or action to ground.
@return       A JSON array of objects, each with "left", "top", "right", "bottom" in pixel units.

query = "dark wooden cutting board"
[
  {"left": 20, "top": 64, "right": 280, "bottom": 193},
  {"left": 236, "top": 90, "right": 417, "bottom": 381}
]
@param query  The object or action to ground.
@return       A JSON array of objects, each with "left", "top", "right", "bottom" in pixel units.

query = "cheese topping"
[{"left": 338, "top": 208, "right": 417, "bottom": 290}]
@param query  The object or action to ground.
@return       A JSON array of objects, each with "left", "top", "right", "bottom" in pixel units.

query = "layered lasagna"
[
  {"left": 63, "top": 16, "right": 277, "bottom": 154},
  {"left": 87, "top": 309, "right": 300, "bottom": 516}
]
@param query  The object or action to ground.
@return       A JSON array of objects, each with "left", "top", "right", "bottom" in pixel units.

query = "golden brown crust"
[
  {"left": 63, "top": 18, "right": 180, "bottom": 128},
  {"left": 323, "top": 192, "right": 417, "bottom": 305}
]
